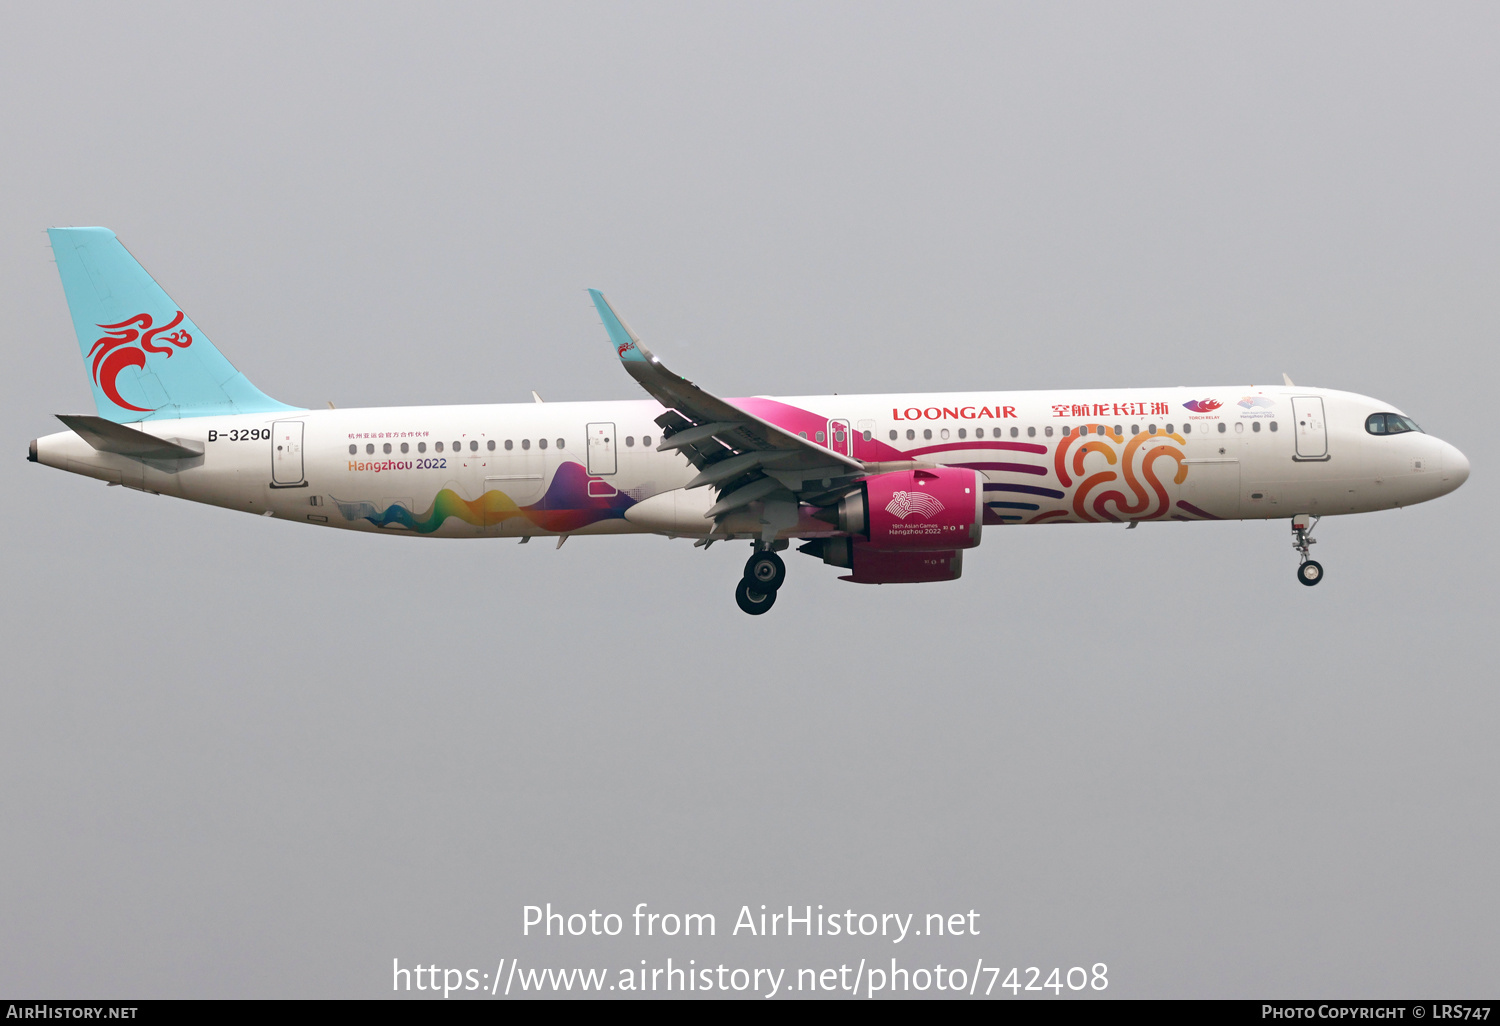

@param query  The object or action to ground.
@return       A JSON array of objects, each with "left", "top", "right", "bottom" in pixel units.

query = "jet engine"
[{"left": 802, "top": 467, "right": 983, "bottom": 583}]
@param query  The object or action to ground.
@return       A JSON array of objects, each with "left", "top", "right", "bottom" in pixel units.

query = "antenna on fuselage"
[
  {"left": 531, "top": 390, "right": 544, "bottom": 403},
  {"left": 1282, "top": 373, "right": 1295, "bottom": 387}
]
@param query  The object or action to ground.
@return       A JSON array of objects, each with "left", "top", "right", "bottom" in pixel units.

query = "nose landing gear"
[
  {"left": 1292, "top": 514, "right": 1323, "bottom": 586},
  {"left": 735, "top": 544, "right": 787, "bottom": 614}
]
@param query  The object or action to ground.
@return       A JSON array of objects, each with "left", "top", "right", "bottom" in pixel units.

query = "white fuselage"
[{"left": 32, "top": 385, "right": 1468, "bottom": 539}]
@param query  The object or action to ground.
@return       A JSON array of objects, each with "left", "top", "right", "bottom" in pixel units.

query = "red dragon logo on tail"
[{"left": 88, "top": 312, "right": 193, "bottom": 413}]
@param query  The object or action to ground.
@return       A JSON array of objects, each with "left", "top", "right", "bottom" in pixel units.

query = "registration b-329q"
[{"left": 29, "top": 228, "right": 1469, "bottom": 614}]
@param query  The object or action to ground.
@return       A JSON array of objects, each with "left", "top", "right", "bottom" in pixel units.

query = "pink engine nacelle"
[
  {"left": 860, "top": 467, "right": 984, "bottom": 550},
  {"left": 839, "top": 545, "right": 964, "bottom": 584},
  {"left": 803, "top": 467, "right": 984, "bottom": 584}
]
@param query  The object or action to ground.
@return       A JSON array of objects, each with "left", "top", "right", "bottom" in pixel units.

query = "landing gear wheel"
[
  {"left": 1297, "top": 560, "right": 1324, "bottom": 587},
  {"left": 744, "top": 551, "right": 787, "bottom": 591},
  {"left": 735, "top": 578, "right": 777, "bottom": 615}
]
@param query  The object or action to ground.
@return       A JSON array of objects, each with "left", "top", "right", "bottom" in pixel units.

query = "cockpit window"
[{"left": 1366, "top": 412, "right": 1423, "bottom": 435}]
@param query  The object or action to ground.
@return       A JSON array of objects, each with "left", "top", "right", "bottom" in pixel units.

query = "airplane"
[{"left": 29, "top": 227, "right": 1470, "bottom": 614}]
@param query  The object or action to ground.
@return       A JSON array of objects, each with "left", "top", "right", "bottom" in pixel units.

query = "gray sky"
[{"left": 2, "top": 1, "right": 1495, "bottom": 999}]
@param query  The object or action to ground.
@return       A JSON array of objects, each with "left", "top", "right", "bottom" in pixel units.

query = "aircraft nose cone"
[{"left": 1444, "top": 442, "right": 1470, "bottom": 490}]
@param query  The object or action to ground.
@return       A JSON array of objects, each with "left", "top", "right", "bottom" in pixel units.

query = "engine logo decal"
[{"left": 885, "top": 490, "right": 946, "bottom": 520}]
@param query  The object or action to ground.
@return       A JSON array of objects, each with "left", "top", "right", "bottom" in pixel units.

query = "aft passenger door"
[
  {"left": 271, "top": 420, "right": 305, "bottom": 488},
  {"left": 1291, "top": 397, "right": 1330, "bottom": 461}
]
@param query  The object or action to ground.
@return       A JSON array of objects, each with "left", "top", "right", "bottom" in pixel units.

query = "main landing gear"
[
  {"left": 1292, "top": 514, "right": 1323, "bottom": 587},
  {"left": 735, "top": 546, "right": 786, "bottom": 615}
]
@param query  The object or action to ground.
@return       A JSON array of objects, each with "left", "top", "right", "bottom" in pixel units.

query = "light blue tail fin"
[{"left": 48, "top": 227, "right": 301, "bottom": 422}]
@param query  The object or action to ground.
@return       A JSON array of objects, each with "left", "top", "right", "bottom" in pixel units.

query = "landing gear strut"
[
  {"left": 735, "top": 543, "right": 787, "bottom": 614},
  {"left": 1292, "top": 514, "right": 1323, "bottom": 587}
]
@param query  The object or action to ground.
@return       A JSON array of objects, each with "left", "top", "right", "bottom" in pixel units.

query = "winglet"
[
  {"left": 1282, "top": 372, "right": 1295, "bottom": 387},
  {"left": 588, "top": 289, "right": 652, "bottom": 365}
]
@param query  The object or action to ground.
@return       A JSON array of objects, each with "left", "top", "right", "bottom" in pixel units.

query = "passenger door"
[
  {"left": 271, "top": 420, "right": 305, "bottom": 487},
  {"left": 1291, "top": 396, "right": 1329, "bottom": 461},
  {"left": 586, "top": 422, "right": 617, "bottom": 475}
]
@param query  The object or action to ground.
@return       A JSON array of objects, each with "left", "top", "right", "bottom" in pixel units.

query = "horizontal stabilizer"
[{"left": 57, "top": 414, "right": 202, "bottom": 460}]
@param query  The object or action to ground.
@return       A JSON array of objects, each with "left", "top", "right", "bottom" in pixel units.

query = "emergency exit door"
[
  {"left": 586, "top": 422, "right": 617, "bottom": 475},
  {"left": 271, "top": 420, "right": 305, "bottom": 487},
  {"left": 827, "top": 419, "right": 852, "bottom": 457}
]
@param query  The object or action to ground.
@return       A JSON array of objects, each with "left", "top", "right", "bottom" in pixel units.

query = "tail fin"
[{"left": 47, "top": 227, "right": 300, "bottom": 422}]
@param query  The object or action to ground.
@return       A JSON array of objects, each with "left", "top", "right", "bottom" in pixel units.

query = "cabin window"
[
  {"left": 1028, "top": 427, "right": 1036, "bottom": 438},
  {"left": 539, "top": 438, "right": 548, "bottom": 450},
  {"left": 1269, "top": 421, "right": 1278, "bottom": 432},
  {"left": 1114, "top": 424, "right": 1122, "bottom": 435},
  {"left": 1043, "top": 426, "right": 1052, "bottom": 437},
  {"left": 906, "top": 429, "right": 915, "bottom": 441},
  {"left": 366, "top": 443, "right": 375, "bottom": 454},
  {"left": 452, "top": 440, "right": 460, "bottom": 451},
  {"left": 816, "top": 431, "right": 825, "bottom": 442},
  {"left": 348, "top": 444, "right": 357, "bottom": 455},
  {"left": 1011, "top": 427, "right": 1019, "bottom": 438},
  {"left": 1129, "top": 424, "right": 1139, "bottom": 435},
  {"left": 521, "top": 439, "right": 529, "bottom": 450},
  {"left": 957, "top": 428, "right": 966, "bottom": 440},
  {"left": 1234, "top": 422, "right": 1245, "bottom": 434},
  {"left": 626, "top": 436, "right": 635, "bottom": 447},
  {"left": 1217, "top": 423, "right": 1227, "bottom": 433},
  {"left": 1252, "top": 421, "right": 1262, "bottom": 433},
  {"left": 940, "top": 428, "right": 950, "bottom": 440},
  {"left": 889, "top": 430, "right": 898, "bottom": 441},
  {"left": 923, "top": 429, "right": 932, "bottom": 440},
  {"left": 1182, "top": 423, "right": 1191, "bottom": 434},
  {"left": 468, "top": 440, "right": 476, "bottom": 451},
  {"left": 487, "top": 440, "right": 495, "bottom": 450},
  {"left": 434, "top": 442, "right": 443, "bottom": 452},
  {"left": 503, "top": 440, "right": 512, "bottom": 450},
  {"left": 383, "top": 443, "right": 392, "bottom": 454},
  {"left": 557, "top": 438, "right": 564, "bottom": 449},
  {"left": 798, "top": 431, "right": 807, "bottom": 439},
  {"left": 401, "top": 442, "right": 410, "bottom": 453},
  {"left": 1148, "top": 425, "right": 1156, "bottom": 435},
  {"left": 418, "top": 442, "right": 427, "bottom": 452},
  {"left": 862, "top": 430, "right": 872, "bottom": 441},
  {"left": 974, "top": 427, "right": 984, "bottom": 438},
  {"left": 1061, "top": 426, "right": 1071, "bottom": 437},
  {"left": 1165, "top": 423, "right": 1174, "bottom": 434},
  {"left": 642, "top": 435, "right": 651, "bottom": 446}
]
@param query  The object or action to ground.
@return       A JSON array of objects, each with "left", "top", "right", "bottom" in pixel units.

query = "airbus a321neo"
[{"left": 29, "top": 228, "right": 1469, "bottom": 614}]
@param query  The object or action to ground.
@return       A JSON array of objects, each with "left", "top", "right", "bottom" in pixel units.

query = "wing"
[{"left": 588, "top": 290, "right": 866, "bottom": 531}]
